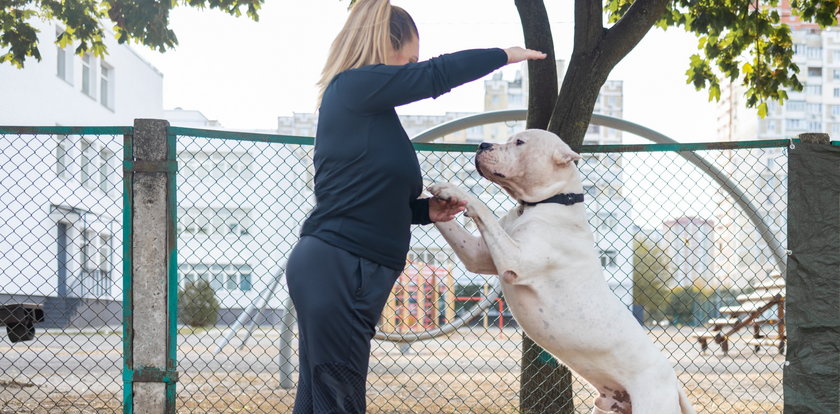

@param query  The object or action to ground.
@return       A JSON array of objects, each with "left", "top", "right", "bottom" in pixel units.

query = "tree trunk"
[
  {"left": 548, "top": 54, "right": 610, "bottom": 151},
  {"left": 520, "top": 334, "right": 575, "bottom": 414},
  {"left": 515, "top": 0, "right": 558, "bottom": 130},
  {"left": 514, "top": 2, "right": 575, "bottom": 412}
]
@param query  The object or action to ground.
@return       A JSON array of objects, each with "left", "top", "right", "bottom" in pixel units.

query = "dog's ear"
[{"left": 552, "top": 148, "right": 582, "bottom": 165}]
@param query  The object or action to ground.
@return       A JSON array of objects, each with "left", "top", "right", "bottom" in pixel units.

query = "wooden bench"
[{"left": 694, "top": 293, "right": 784, "bottom": 355}]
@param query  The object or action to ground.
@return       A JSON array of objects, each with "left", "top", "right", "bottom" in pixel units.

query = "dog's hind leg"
[
  {"left": 593, "top": 386, "right": 631, "bottom": 414},
  {"left": 591, "top": 406, "right": 613, "bottom": 414},
  {"left": 625, "top": 380, "right": 681, "bottom": 414}
]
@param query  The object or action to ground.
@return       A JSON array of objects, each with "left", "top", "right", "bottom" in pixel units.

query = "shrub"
[{"left": 179, "top": 280, "right": 219, "bottom": 327}]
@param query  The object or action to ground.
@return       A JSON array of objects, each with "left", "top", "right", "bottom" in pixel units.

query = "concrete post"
[
  {"left": 784, "top": 132, "right": 840, "bottom": 413},
  {"left": 279, "top": 297, "right": 296, "bottom": 389},
  {"left": 127, "top": 119, "right": 176, "bottom": 413}
]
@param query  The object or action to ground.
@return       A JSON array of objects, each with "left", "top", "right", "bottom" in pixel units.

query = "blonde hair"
[{"left": 316, "top": 0, "right": 417, "bottom": 107}]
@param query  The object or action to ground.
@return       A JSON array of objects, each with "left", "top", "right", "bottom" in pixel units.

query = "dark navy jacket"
[{"left": 300, "top": 48, "right": 508, "bottom": 270}]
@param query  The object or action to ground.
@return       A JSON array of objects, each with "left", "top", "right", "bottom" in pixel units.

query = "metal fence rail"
[{"left": 0, "top": 125, "right": 790, "bottom": 413}]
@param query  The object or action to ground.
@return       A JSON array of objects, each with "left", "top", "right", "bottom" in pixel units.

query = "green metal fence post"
[
  {"left": 123, "top": 119, "right": 178, "bottom": 413},
  {"left": 784, "top": 132, "right": 840, "bottom": 413}
]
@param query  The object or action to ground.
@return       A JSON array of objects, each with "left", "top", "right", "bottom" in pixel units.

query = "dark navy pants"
[{"left": 286, "top": 235, "right": 401, "bottom": 414}]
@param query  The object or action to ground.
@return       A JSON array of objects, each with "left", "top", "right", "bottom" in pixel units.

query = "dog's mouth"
[
  {"left": 475, "top": 155, "right": 486, "bottom": 178},
  {"left": 475, "top": 153, "right": 507, "bottom": 180}
]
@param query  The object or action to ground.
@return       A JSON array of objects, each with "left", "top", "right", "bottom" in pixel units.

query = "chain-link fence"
[
  {"left": 1, "top": 125, "right": 789, "bottom": 413},
  {"left": 0, "top": 127, "right": 126, "bottom": 413},
  {"left": 170, "top": 128, "right": 788, "bottom": 413}
]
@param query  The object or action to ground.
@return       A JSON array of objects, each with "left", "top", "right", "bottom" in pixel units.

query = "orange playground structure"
[{"left": 380, "top": 261, "right": 455, "bottom": 333}]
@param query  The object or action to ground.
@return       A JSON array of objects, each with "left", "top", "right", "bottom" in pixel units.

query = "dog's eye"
[{"left": 516, "top": 139, "right": 525, "bottom": 146}]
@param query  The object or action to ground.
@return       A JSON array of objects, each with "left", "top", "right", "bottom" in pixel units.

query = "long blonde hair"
[{"left": 316, "top": 0, "right": 417, "bottom": 107}]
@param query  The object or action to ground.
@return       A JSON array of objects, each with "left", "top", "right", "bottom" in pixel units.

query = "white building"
[
  {"left": 164, "top": 108, "right": 222, "bottom": 129},
  {"left": 0, "top": 19, "right": 164, "bottom": 328},
  {"left": 662, "top": 217, "right": 717, "bottom": 288},
  {"left": 0, "top": 21, "right": 164, "bottom": 125},
  {"left": 174, "top": 129, "right": 312, "bottom": 324}
]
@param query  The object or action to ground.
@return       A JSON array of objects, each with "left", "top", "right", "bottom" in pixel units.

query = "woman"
[{"left": 285, "top": 1, "right": 546, "bottom": 412}]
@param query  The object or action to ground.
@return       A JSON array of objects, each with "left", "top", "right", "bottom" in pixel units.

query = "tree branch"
[
  {"left": 601, "top": 0, "right": 670, "bottom": 68},
  {"left": 574, "top": 0, "right": 603, "bottom": 53},
  {"left": 515, "top": 0, "right": 557, "bottom": 130}
]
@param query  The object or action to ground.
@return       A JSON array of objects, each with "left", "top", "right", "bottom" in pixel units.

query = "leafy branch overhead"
[
  {"left": 0, "top": 0, "right": 263, "bottom": 68},
  {"left": 3, "top": 0, "right": 840, "bottom": 129},
  {"left": 607, "top": 0, "right": 838, "bottom": 116}
]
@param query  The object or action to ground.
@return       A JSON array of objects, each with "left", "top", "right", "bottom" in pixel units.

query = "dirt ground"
[{"left": 0, "top": 325, "right": 784, "bottom": 413}]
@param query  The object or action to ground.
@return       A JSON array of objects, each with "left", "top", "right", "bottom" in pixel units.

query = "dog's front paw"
[{"left": 428, "top": 183, "right": 469, "bottom": 203}]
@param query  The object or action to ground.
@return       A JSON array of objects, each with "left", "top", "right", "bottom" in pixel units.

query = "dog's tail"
[{"left": 678, "top": 386, "right": 697, "bottom": 414}]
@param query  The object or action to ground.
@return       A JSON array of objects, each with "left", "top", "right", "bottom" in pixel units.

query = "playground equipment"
[{"left": 380, "top": 261, "right": 455, "bottom": 334}]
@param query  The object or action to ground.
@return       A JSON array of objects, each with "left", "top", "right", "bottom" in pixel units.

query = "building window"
[
  {"left": 80, "top": 230, "right": 112, "bottom": 297},
  {"left": 407, "top": 249, "right": 450, "bottom": 268},
  {"left": 55, "top": 135, "right": 71, "bottom": 179},
  {"left": 55, "top": 28, "right": 73, "bottom": 84},
  {"left": 99, "top": 148, "right": 114, "bottom": 194},
  {"left": 787, "top": 100, "right": 805, "bottom": 112},
  {"left": 807, "top": 103, "right": 822, "bottom": 115},
  {"left": 180, "top": 151, "right": 254, "bottom": 181},
  {"left": 808, "top": 67, "right": 823, "bottom": 77},
  {"left": 179, "top": 208, "right": 253, "bottom": 237},
  {"left": 835, "top": 88, "right": 840, "bottom": 98},
  {"left": 833, "top": 50, "right": 840, "bottom": 62},
  {"left": 80, "top": 139, "right": 98, "bottom": 188},
  {"left": 807, "top": 47, "right": 822, "bottom": 60},
  {"left": 808, "top": 121, "right": 822, "bottom": 131},
  {"left": 833, "top": 69, "right": 840, "bottom": 80},
  {"left": 599, "top": 250, "right": 618, "bottom": 268},
  {"left": 100, "top": 62, "right": 113, "bottom": 110},
  {"left": 786, "top": 119, "right": 804, "bottom": 130},
  {"left": 832, "top": 105, "right": 840, "bottom": 116},
  {"left": 179, "top": 263, "right": 252, "bottom": 291},
  {"left": 806, "top": 85, "right": 822, "bottom": 96},
  {"left": 81, "top": 54, "right": 95, "bottom": 97}
]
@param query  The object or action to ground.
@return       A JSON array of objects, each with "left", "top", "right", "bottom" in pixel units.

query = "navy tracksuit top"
[{"left": 300, "top": 48, "right": 508, "bottom": 270}]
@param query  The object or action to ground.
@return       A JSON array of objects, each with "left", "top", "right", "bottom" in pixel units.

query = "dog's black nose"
[{"left": 478, "top": 142, "right": 493, "bottom": 151}]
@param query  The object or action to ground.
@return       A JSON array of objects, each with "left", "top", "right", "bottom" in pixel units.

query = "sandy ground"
[{"left": 0, "top": 325, "right": 784, "bottom": 413}]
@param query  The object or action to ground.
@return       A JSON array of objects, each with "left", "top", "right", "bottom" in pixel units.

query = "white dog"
[{"left": 429, "top": 129, "right": 696, "bottom": 414}]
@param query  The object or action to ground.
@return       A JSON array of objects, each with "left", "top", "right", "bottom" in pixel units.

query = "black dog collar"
[{"left": 521, "top": 193, "right": 585, "bottom": 207}]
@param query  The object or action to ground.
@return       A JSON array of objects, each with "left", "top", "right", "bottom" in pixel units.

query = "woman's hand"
[
  {"left": 428, "top": 197, "right": 467, "bottom": 223},
  {"left": 504, "top": 47, "right": 547, "bottom": 64}
]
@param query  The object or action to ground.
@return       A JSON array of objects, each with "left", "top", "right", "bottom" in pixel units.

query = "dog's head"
[{"left": 475, "top": 129, "right": 582, "bottom": 203}]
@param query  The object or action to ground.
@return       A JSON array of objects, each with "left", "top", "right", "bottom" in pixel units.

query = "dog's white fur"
[{"left": 429, "top": 129, "right": 696, "bottom": 414}]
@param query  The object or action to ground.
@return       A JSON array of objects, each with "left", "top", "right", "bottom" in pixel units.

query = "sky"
[{"left": 132, "top": 0, "right": 732, "bottom": 142}]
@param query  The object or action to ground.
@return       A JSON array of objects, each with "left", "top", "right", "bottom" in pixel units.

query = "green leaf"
[
  {"left": 742, "top": 62, "right": 754, "bottom": 74},
  {"left": 757, "top": 102, "right": 768, "bottom": 118},
  {"left": 709, "top": 84, "right": 721, "bottom": 102}
]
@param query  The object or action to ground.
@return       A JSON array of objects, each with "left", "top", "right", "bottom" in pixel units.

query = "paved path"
[{"left": 0, "top": 325, "right": 784, "bottom": 413}]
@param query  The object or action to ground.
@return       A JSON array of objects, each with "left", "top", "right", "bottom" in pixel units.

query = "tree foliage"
[
  {"left": 0, "top": 0, "right": 262, "bottom": 68},
  {"left": 510, "top": 0, "right": 840, "bottom": 149},
  {"left": 632, "top": 236, "right": 674, "bottom": 323}
]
